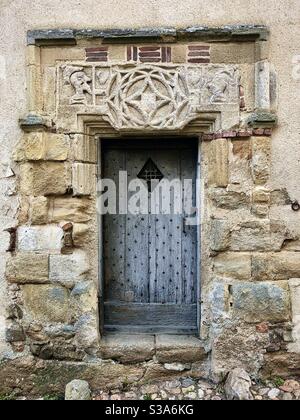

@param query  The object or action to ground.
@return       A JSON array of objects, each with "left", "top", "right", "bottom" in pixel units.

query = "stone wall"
[{"left": 0, "top": 0, "right": 300, "bottom": 394}]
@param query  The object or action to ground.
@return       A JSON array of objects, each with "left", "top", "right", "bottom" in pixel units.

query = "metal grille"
[{"left": 137, "top": 158, "right": 164, "bottom": 190}]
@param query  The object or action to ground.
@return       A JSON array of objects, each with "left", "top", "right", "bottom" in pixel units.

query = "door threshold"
[{"left": 99, "top": 333, "right": 206, "bottom": 364}]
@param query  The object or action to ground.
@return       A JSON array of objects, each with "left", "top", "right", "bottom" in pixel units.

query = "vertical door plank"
[
  {"left": 181, "top": 149, "right": 197, "bottom": 304},
  {"left": 125, "top": 150, "right": 149, "bottom": 303},
  {"left": 103, "top": 149, "right": 126, "bottom": 301},
  {"left": 152, "top": 150, "right": 182, "bottom": 304}
]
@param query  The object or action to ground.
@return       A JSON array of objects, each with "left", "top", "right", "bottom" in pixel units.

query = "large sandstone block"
[
  {"left": 251, "top": 137, "right": 271, "bottom": 185},
  {"left": 49, "top": 251, "right": 90, "bottom": 288},
  {"left": 22, "top": 284, "right": 70, "bottom": 323},
  {"left": 20, "top": 162, "right": 71, "bottom": 196},
  {"left": 6, "top": 253, "right": 49, "bottom": 284},
  {"left": 72, "top": 134, "right": 97, "bottom": 163},
  {"left": 231, "top": 281, "right": 291, "bottom": 323},
  {"left": 252, "top": 252, "right": 300, "bottom": 280},
  {"left": 213, "top": 253, "right": 251, "bottom": 280},
  {"left": 72, "top": 163, "right": 96, "bottom": 196},
  {"left": 209, "top": 139, "right": 229, "bottom": 187},
  {"left": 230, "top": 220, "right": 291, "bottom": 252},
  {"left": 30, "top": 196, "right": 48, "bottom": 224},
  {"left": 156, "top": 335, "right": 206, "bottom": 363},
  {"left": 15, "top": 133, "right": 70, "bottom": 162},
  {"left": 48, "top": 197, "right": 93, "bottom": 223},
  {"left": 210, "top": 219, "right": 231, "bottom": 252},
  {"left": 18, "top": 226, "right": 63, "bottom": 252},
  {"left": 99, "top": 333, "right": 155, "bottom": 363}
]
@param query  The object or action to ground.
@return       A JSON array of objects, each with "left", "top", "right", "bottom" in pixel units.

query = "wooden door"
[{"left": 102, "top": 139, "right": 198, "bottom": 334}]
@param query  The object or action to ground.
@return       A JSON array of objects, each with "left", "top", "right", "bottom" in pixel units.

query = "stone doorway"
[{"left": 101, "top": 138, "right": 199, "bottom": 334}]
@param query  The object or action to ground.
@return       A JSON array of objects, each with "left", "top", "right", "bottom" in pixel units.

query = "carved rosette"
[
  {"left": 59, "top": 64, "right": 239, "bottom": 131},
  {"left": 105, "top": 66, "right": 190, "bottom": 129}
]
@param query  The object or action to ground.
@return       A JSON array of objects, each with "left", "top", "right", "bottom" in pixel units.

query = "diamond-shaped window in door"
[{"left": 137, "top": 158, "right": 164, "bottom": 191}]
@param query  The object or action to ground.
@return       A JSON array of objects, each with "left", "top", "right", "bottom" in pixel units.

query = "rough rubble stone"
[
  {"left": 65, "top": 380, "right": 92, "bottom": 400},
  {"left": 225, "top": 368, "right": 253, "bottom": 400}
]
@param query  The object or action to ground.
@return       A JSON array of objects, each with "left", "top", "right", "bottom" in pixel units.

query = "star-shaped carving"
[{"left": 124, "top": 76, "right": 172, "bottom": 124}]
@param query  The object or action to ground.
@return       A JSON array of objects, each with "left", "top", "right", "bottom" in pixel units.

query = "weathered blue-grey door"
[{"left": 103, "top": 139, "right": 198, "bottom": 333}]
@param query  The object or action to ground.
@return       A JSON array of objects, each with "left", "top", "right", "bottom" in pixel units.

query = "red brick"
[
  {"left": 132, "top": 46, "right": 138, "bottom": 61},
  {"left": 86, "top": 47, "right": 108, "bottom": 53},
  {"left": 264, "top": 128, "right": 273, "bottom": 136},
  {"left": 202, "top": 133, "right": 214, "bottom": 141},
  {"left": 188, "top": 58, "right": 210, "bottom": 64},
  {"left": 140, "top": 58, "right": 161, "bottom": 63},
  {"left": 86, "top": 57, "right": 108, "bottom": 62},
  {"left": 139, "top": 46, "right": 160, "bottom": 52},
  {"left": 86, "top": 52, "right": 108, "bottom": 58},
  {"left": 127, "top": 46, "right": 132, "bottom": 61},
  {"left": 188, "top": 51, "right": 210, "bottom": 57},
  {"left": 166, "top": 47, "right": 172, "bottom": 62},
  {"left": 237, "top": 130, "right": 253, "bottom": 138},
  {"left": 188, "top": 45, "right": 210, "bottom": 51},
  {"left": 222, "top": 131, "right": 237, "bottom": 138},
  {"left": 139, "top": 52, "right": 161, "bottom": 58},
  {"left": 253, "top": 128, "right": 265, "bottom": 136}
]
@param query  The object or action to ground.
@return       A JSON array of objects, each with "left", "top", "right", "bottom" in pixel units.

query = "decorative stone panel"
[{"left": 58, "top": 63, "right": 240, "bottom": 131}]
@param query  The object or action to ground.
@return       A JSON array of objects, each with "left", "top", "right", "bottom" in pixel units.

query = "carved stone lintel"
[{"left": 59, "top": 63, "right": 240, "bottom": 131}]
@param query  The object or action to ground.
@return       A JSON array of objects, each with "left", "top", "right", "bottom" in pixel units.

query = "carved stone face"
[{"left": 70, "top": 71, "right": 92, "bottom": 95}]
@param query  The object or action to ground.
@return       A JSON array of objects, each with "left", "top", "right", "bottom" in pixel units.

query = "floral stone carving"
[{"left": 59, "top": 64, "right": 239, "bottom": 130}]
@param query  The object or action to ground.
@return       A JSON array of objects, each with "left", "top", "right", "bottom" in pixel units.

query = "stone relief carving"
[
  {"left": 62, "top": 65, "right": 92, "bottom": 105},
  {"left": 59, "top": 64, "right": 239, "bottom": 130},
  {"left": 205, "top": 69, "right": 238, "bottom": 104}
]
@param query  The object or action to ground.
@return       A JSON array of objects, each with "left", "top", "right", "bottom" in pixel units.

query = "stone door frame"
[{"left": 96, "top": 132, "right": 203, "bottom": 335}]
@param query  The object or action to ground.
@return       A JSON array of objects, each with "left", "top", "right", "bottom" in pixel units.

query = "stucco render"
[{"left": 0, "top": 0, "right": 300, "bottom": 393}]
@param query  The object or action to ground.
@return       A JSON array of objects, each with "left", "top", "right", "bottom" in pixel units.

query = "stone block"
[
  {"left": 230, "top": 220, "right": 291, "bottom": 252},
  {"left": 65, "top": 380, "right": 91, "bottom": 401},
  {"left": 288, "top": 279, "right": 300, "bottom": 353},
  {"left": 253, "top": 187, "right": 270, "bottom": 204},
  {"left": 255, "top": 60, "right": 270, "bottom": 110},
  {"left": 48, "top": 197, "right": 93, "bottom": 223},
  {"left": 209, "top": 139, "right": 229, "bottom": 187},
  {"left": 18, "top": 226, "right": 63, "bottom": 252},
  {"left": 49, "top": 250, "right": 90, "bottom": 288},
  {"left": 251, "top": 203, "right": 269, "bottom": 218},
  {"left": 231, "top": 281, "right": 291, "bottom": 323},
  {"left": 72, "top": 224, "right": 90, "bottom": 247},
  {"left": 72, "top": 163, "right": 96, "bottom": 196},
  {"left": 20, "top": 162, "right": 71, "bottom": 196},
  {"left": 213, "top": 253, "right": 251, "bottom": 280},
  {"left": 209, "top": 188, "right": 249, "bottom": 210},
  {"left": 22, "top": 284, "right": 70, "bottom": 323},
  {"left": 252, "top": 253, "right": 300, "bottom": 281},
  {"left": 71, "top": 281, "right": 98, "bottom": 313},
  {"left": 210, "top": 219, "right": 231, "bottom": 252},
  {"left": 156, "top": 335, "right": 206, "bottom": 363},
  {"left": 72, "top": 134, "right": 97, "bottom": 163},
  {"left": 6, "top": 253, "right": 49, "bottom": 284},
  {"left": 251, "top": 137, "right": 271, "bottom": 185},
  {"left": 16, "top": 133, "right": 69, "bottom": 162},
  {"left": 6, "top": 324, "right": 25, "bottom": 343},
  {"left": 99, "top": 333, "right": 155, "bottom": 363},
  {"left": 30, "top": 196, "right": 49, "bottom": 224}
]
